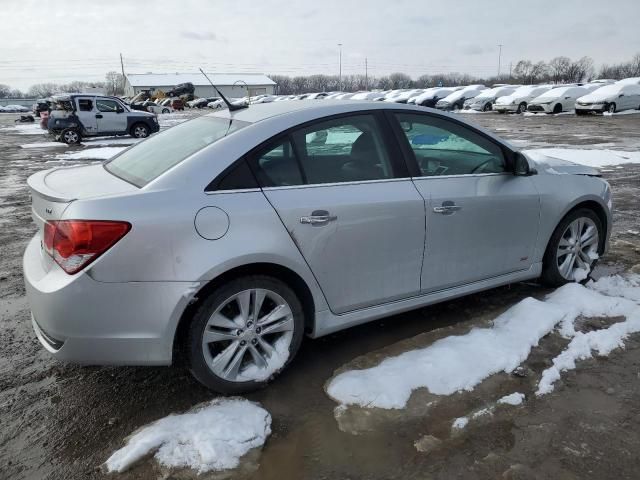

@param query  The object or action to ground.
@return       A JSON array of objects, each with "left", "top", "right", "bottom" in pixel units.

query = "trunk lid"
[{"left": 27, "top": 164, "right": 138, "bottom": 272}]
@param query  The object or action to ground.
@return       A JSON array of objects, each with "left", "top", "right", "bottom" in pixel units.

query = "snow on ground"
[
  {"left": 603, "top": 109, "right": 640, "bottom": 116},
  {"left": 20, "top": 141, "right": 67, "bottom": 149},
  {"left": 525, "top": 148, "right": 640, "bottom": 168},
  {"left": 56, "top": 146, "right": 127, "bottom": 161},
  {"left": 105, "top": 398, "right": 271, "bottom": 474},
  {"left": 451, "top": 417, "right": 469, "bottom": 430},
  {"left": 497, "top": 392, "right": 525, "bottom": 406},
  {"left": 327, "top": 275, "right": 640, "bottom": 409},
  {"left": 81, "top": 137, "right": 141, "bottom": 146},
  {"left": 1, "top": 123, "right": 46, "bottom": 135}
]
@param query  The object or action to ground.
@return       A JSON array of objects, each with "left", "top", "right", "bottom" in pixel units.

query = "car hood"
[{"left": 523, "top": 151, "right": 601, "bottom": 176}]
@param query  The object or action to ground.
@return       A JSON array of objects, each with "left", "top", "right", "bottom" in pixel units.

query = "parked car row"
[
  {"left": 264, "top": 76, "right": 640, "bottom": 115},
  {"left": 0, "top": 104, "right": 30, "bottom": 113}
]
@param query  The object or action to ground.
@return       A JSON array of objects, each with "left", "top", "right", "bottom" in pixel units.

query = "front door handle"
[
  {"left": 95, "top": 114, "right": 103, "bottom": 118},
  {"left": 433, "top": 201, "right": 462, "bottom": 215},
  {"left": 300, "top": 210, "right": 337, "bottom": 226}
]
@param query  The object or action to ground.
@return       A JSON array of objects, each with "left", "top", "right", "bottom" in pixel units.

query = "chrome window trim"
[
  {"left": 411, "top": 172, "right": 511, "bottom": 180},
  {"left": 261, "top": 176, "right": 413, "bottom": 192}
]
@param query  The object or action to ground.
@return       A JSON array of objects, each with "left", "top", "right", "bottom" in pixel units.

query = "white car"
[
  {"left": 575, "top": 82, "right": 640, "bottom": 114},
  {"left": 208, "top": 99, "right": 226, "bottom": 110},
  {"left": 527, "top": 85, "right": 600, "bottom": 114},
  {"left": 385, "top": 90, "right": 425, "bottom": 104},
  {"left": 350, "top": 91, "right": 386, "bottom": 101},
  {"left": 435, "top": 85, "right": 487, "bottom": 111},
  {"left": 616, "top": 77, "right": 640, "bottom": 86},
  {"left": 413, "top": 88, "right": 456, "bottom": 107},
  {"left": 463, "top": 86, "right": 518, "bottom": 112},
  {"left": 144, "top": 102, "right": 172, "bottom": 114},
  {"left": 3, "top": 104, "right": 30, "bottom": 113},
  {"left": 493, "top": 85, "right": 554, "bottom": 113}
]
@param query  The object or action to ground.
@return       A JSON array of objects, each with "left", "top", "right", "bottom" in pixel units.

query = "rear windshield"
[{"left": 105, "top": 116, "right": 250, "bottom": 187}]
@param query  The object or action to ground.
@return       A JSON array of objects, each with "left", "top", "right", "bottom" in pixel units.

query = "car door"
[
  {"left": 95, "top": 98, "right": 128, "bottom": 134},
  {"left": 251, "top": 112, "right": 426, "bottom": 314},
  {"left": 74, "top": 96, "right": 97, "bottom": 134},
  {"left": 391, "top": 111, "right": 540, "bottom": 293}
]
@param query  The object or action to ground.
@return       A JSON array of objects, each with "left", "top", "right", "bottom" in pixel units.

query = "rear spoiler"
[{"left": 27, "top": 168, "right": 76, "bottom": 203}]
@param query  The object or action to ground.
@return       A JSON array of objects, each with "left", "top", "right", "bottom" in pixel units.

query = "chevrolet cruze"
[{"left": 24, "top": 100, "right": 612, "bottom": 393}]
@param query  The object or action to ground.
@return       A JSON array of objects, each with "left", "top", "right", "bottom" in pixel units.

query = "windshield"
[{"left": 105, "top": 116, "right": 250, "bottom": 187}]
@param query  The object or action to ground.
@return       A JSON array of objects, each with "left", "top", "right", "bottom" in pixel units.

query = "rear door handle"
[{"left": 300, "top": 210, "right": 337, "bottom": 226}]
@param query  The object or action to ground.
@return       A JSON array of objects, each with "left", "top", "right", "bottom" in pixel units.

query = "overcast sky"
[{"left": 1, "top": 0, "right": 639, "bottom": 91}]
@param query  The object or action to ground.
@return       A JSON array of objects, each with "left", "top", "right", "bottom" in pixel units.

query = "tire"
[
  {"left": 162, "top": 108, "right": 170, "bottom": 114},
  {"left": 516, "top": 102, "right": 527, "bottom": 114},
  {"left": 608, "top": 103, "right": 616, "bottom": 114},
  {"left": 130, "top": 123, "right": 150, "bottom": 138},
  {"left": 553, "top": 103, "right": 562, "bottom": 114},
  {"left": 61, "top": 128, "right": 81, "bottom": 145},
  {"left": 186, "top": 275, "right": 305, "bottom": 393},
  {"left": 540, "top": 209, "right": 604, "bottom": 288},
  {"left": 483, "top": 102, "right": 492, "bottom": 112}
]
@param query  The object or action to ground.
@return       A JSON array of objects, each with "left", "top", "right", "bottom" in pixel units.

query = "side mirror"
[{"left": 513, "top": 152, "right": 536, "bottom": 176}]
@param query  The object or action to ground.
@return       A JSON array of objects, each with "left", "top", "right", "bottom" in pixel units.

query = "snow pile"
[
  {"left": 20, "top": 141, "right": 67, "bottom": 149},
  {"left": 525, "top": 148, "right": 640, "bottom": 168},
  {"left": 497, "top": 392, "right": 525, "bottom": 406},
  {"left": 105, "top": 398, "right": 271, "bottom": 473},
  {"left": 452, "top": 417, "right": 469, "bottom": 430},
  {"left": 327, "top": 298, "right": 567, "bottom": 409},
  {"left": 327, "top": 275, "right": 640, "bottom": 408},
  {"left": 237, "top": 335, "right": 291, "bottom": 381},
  {"left": 2, "top": 123, "right": 46, "bottom": 135},
  {"left": 56, "top": 146, "right": 127, "bottom": 161}
]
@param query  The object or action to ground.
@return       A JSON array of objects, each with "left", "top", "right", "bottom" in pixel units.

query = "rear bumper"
[{"left": 23, "top": 235, "right": 202, "bottom": 366}]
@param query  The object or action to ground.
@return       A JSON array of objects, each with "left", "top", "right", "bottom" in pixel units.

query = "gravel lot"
[{"left": 1, "top": 110, "right": 639, "bottom": 480}]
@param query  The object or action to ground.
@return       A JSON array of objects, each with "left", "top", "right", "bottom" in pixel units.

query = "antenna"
[{"left": 199, "top": 68, "right": 248, "bottom": 112}]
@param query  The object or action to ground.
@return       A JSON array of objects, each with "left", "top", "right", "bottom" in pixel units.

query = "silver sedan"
[{"left": 23, "top": 100, "right": 612, "bottom": 393}]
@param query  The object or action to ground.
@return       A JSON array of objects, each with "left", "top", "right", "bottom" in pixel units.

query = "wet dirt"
[{"left": 0, "top": 111, "right": 639, "bottom": 480}]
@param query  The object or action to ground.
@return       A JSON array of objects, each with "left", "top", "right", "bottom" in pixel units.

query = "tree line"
[{"left": 1, "top": 53, "right": 639, "bottom": 98}]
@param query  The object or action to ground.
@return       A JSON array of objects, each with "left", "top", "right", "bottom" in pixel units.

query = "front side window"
[
  {"left": 395, "top": 113, "right": 506, "bottom": 176},
  {"left": 105, "top": 116, "right": 250, "bottom": 187},
  {"left": 291, "top": 114, "right": 393, "bottom": 184},
  {"left": 96, "top": 99, "right": 120, "bottom": 112}
]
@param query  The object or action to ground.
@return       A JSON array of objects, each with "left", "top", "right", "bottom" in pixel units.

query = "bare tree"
[
  {"left": 27, "top": 83, "right": 60, "bottom": 98},
  {"left": 0, "top": 84, "right": 11, "bottom": 98},
  {"left": 105, "top": 71, "right": 124, "bottom": 95},
  {"left": 549, "top": 56, "right": 571, "bottom": 83},
  {"left": 388, "top": 72, "right": 412, "bottom": 89}
]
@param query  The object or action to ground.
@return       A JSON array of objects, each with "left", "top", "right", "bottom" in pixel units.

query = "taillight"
[{"left": 43, "top": 220, "right": 131, "bottom": 274}]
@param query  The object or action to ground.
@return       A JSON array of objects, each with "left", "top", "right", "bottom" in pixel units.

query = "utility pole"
[
  {"left": 497, "top": 44, "right": 503, "bottom": 77},
  {"left": 338, "top": 43, "right": 343, "bottom": 91},
  {"left": 509, "top": 62, "right": 513, "bottom": 79},
  {"left": 365, "top": 57, "right": 368, "bottom": 90},
  {"left": 120, "top": 53, "right": 126, "bottom": 94}
]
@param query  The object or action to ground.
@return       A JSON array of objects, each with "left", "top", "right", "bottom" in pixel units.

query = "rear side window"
[
  {"left": 105, "top": 116, "right": 250, "bottom": 187},
  {"left": 290, "top": 114, "right": 394, "bottom": 184},
  {"left": 77, "top": 99, "right": 93, "bottom": 111},
  {"left": 250, "top": 139, "right": 304, "bottom": 187}
]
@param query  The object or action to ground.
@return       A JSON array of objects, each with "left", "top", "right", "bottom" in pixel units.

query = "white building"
[{"left": 124, "top": 72, "right": 277, "bottom": 99}]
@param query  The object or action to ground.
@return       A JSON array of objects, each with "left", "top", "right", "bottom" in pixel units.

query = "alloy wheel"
[
  {"left": 556, "top": 217, "right": 599, "bottom": 280},
  {"left": 134, "top": 126, "right": 148, "bottom": 138},
  {"left": 63, "top": 130, "right": 79, "bottom": 144},
  {"left": 201, "top": 288, "right": 294, "bottom": 382}
]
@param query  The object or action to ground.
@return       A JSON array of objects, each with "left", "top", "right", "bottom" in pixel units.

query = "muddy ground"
[{"left": 0, "top": 110, "right": 639, "bottom": 480}]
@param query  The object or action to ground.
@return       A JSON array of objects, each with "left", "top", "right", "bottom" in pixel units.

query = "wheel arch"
[
  {"left": 172, "top": 262, "right": 316, "bottom": 364},
  {"left": 543, "top": 198, "right": 609, "bottom": 257}
]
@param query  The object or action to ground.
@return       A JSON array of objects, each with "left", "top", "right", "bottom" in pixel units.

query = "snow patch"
[
  {"left": 452, "top": 417, "right": 468, "bottom": 430},
  {"left": 56, "top": 146, "right": 127, "bottom": 160},
  {"left": 105, "top": 398, "right": 271, "bottom": 474},
  {"left": 326, "top": 297, "right": 566, "bottom": 409},
  {"left": 497, "top": 392, "right": 525, "bottom": 406},
  {"left": 20, "top": 141, "right": 68, "bottom": 149}
]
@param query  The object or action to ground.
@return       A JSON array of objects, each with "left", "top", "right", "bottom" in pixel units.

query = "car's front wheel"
[
  {"left": 607, "top": 103, "right": 616, "bottom": 114},
  {"left": 516, "top": 102, "right": 527, "bottom": 114},
  {"left": 187, "top": 275, "right": 305, "bottom": 393},
  {"left": 162, "top": 108, "right": 170, "bottom": 114},
  {"left": 131, "top": 123, "right": 150, "bottom": 138},
  {"left": 541, "top": 209, "right": 603, "bottom": 287}
]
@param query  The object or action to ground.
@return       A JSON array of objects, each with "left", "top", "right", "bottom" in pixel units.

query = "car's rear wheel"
[
  {"left": 541, "top": 209, "right": 603, "bottom": 287},
  {"left": 553, "top": 103, "right": 563, "bottom": 114},
  {"left": 162, "top": 108, "right": 170, "bottom": 114},
  {"left": 608, "top": 103, "right": 616, "bottom": 114},
  {"left": 131, "top": 123, "right": 149, "bottom": 138},
  {"left": 187, "top": 275, "right": 305, "bottom": 393},
  {"left": 61, "top": 128, "right": 81, "bottom": 145},
  {"left": 483, "top": 102, "right": 492, "bottom": 112},
  {"left": 516, "top": 102, "right": 527, "bottom": 114}
]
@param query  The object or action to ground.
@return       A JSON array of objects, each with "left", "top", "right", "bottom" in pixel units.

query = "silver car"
[{"left": 23, "top": 100, "right": 612, "bottom": 393}]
